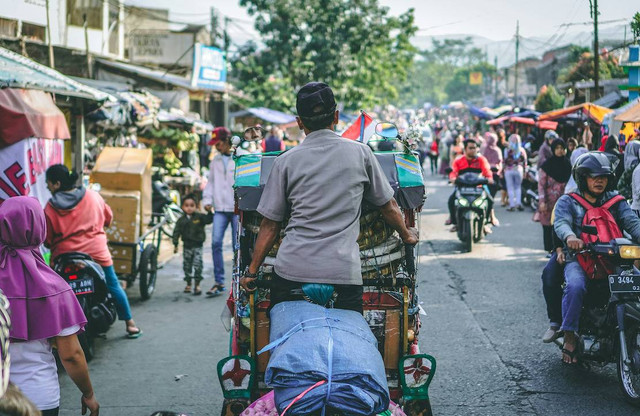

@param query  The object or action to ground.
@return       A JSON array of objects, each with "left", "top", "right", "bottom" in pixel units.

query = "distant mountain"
[{"left": 411, "top": 24, "right": 630, "bottom": 68}]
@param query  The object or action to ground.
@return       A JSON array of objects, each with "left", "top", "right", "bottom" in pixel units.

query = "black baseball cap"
[{"left": 296, "top": 82, "right": 337, "bottom": 119}]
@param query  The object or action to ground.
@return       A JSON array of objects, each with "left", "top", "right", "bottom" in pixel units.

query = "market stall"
[
  {"left": 0, "top": 46, "right": 113, "bottom": 174},
  {"left": 0, "top": 88, "right": 69, "bottom": 205},
  {"left": 138, "top": 109, "right": 214, "bottom": 197},
  {"left": 614, "top": 99, "right": 640, "bottom": 142},
  {"left": 538, "top": 102, "right": 613, "bottom": 145}
]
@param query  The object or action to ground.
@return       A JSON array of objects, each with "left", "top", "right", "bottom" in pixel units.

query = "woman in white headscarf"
[
  {"left": 564, "top": 145, "right": 588, "bottom": 194},
  {"left": 503, "top": 134, "right": 528, "bottom": 211}
]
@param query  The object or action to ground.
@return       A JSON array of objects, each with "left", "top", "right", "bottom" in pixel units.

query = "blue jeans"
[
  {"left": 541, "top": 252, "right": 564, "bottom": 327},
  {"left": 102, "top": 265, "right": 132, "bottom": 321},
  {"left": 561, "top": 261, "right": 587, "bottom": 332},
  {"left": 212, "top": 212, "right": 239, "bottom": 286}
]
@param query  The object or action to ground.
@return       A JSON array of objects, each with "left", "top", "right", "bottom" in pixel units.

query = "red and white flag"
[{"left": 342, "top": 111, "right": 375, "bottom": 144}]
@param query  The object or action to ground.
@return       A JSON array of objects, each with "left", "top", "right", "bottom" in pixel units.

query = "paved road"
[{"left": 59, "top": 176, "right": 639, "bottom": 415}]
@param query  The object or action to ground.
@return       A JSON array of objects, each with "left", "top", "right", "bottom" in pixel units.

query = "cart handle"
[{"left": 138, "top": 216, "right": 167, "bottom": 242}]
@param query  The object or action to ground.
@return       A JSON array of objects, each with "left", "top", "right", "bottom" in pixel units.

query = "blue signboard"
[{"left": 191, "top": 44, "right": 227, "bottom": 91}]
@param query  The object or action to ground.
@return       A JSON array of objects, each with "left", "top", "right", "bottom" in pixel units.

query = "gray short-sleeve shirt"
[{"left": 257, "top": 129, "right": 394, "bottom": 285}]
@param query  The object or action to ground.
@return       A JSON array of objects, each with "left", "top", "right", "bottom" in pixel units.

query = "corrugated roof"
[
  {"left": 0, "top": 47, "right": 113, "bottom": 101},
  {"left": 96, "top": 58, "right": 225, "bottom": 92}
]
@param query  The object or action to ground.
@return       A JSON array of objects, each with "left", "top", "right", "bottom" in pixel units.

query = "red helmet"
[{"left": 208, "top": 127, "right": 231, "bottom": 146}]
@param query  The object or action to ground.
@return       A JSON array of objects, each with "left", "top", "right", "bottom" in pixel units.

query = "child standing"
[{"left": 173, "top": 195, "right": 213, "bottom": 295}]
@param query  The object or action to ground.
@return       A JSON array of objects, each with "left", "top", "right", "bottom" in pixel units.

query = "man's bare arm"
[
  {"left": 241, "top": 217, "right": 281, "bottom": 291},
  {"left": 379, "top": 198, "right": 418, "bottom": 244}
]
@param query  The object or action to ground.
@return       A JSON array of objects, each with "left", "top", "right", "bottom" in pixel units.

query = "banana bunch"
[{"left": 163, "top": 149, "right": 183, "bottom": 176}]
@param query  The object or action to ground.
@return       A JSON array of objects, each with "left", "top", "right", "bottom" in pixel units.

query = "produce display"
[{"left": 144, "top": 127, "right": 200, "bottom": 176}]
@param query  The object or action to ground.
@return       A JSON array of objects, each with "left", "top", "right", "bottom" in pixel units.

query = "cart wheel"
[{"left": 139, "top": 245, "right": 158, "bottom": 300}]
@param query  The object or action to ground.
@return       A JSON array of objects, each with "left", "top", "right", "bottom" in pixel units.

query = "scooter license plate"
[
  {"left": 67, "top": 277, "right": 94, "bottom": 295},
  {"left": 608, "top": 275, "right": 640, "bottom": 293}
]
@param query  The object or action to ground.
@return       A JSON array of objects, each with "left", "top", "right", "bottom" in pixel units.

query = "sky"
[{"left": 128, "top": 0, "right": 639, "bottom": 44}]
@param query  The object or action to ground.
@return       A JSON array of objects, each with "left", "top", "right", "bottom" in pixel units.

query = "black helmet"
[{"left": 572, "top": 152, "right": 615, "bottom": 193}]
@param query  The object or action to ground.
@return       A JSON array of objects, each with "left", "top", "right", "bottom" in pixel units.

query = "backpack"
[{"left": 569, "top": 192, "right": 625, "bottom": 280}]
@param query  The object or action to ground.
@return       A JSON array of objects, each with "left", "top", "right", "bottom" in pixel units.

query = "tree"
[
  {"left": 534, "top": 85, "right": 564, "bottom": 112},
  {"left": 632, "top": 12, "right": 640, "bottom": 44},
  {"left": 233, "top": 0, "right": 418, "bottom": 111},
  {"left": 444, "top": 62, "right": 496, "bottom": 102},
  {"left": 558, "top": 50, "right": 625, "bottom": 83},
  {"left": 395, "top": 37, "right": 489, "bottom": 106}
]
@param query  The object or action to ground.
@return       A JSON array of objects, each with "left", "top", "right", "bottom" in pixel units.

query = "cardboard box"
[
  {"left": 101, "top": 189, "right": 141, "bottom": 244},
  {"left": 113, "top": 258, "right": 134, "bottom": 275},
  {"left": 108, "top": 244, "right": 135, "bottom": 260},
  {"left": 91, "top": 147, "right": 152, "bottom": 229}
]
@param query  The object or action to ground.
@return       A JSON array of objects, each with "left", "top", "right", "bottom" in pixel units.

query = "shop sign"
[
  {"left": 0, "top": 138, "right": 64, "bottom": 206},
  {"left": 129, "top": 32, "right": 194, "bottom": 66},
  {"left": 191, "top": 43, "right": 226, "bottom": 91},
  {"left": 469, "top": 72, "right": 483, "bottom": 85}
]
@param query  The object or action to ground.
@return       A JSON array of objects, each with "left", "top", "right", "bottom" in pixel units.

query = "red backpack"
[{"left": 569, "top": 193, "right": 625, "bottom": 280}]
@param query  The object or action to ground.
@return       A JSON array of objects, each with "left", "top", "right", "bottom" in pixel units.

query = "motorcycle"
[
  {"left": 552, "top": 231, "right": 640, "bottom": 406},
  {"left": 53, "top": 253, "right": 117, "bottom": 361},
  {"left": 454, "top": 169, "right": 490, "bottom": 252},
  {"left": 521, "top": 165, "right": 539, "bottom": 211}
]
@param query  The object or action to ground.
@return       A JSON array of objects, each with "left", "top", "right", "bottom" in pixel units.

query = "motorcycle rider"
[
  {"left": 239, "top": 82, "right": 418, "bottom": 312},
  {"left": 554, "top": 152, "right": 640, "bottom": 364},
  {"left": 447, "top": 139, "right": 496, "bottom": 232}
]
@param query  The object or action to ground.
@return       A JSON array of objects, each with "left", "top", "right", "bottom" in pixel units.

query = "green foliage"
[
  {"left": 558, "top": 50, "right": 626, "bottom": 83},
  {"left": 534, "top": 85, "right": 564, "bottom": 112},
  {"left": 396, "top": 37, "right": 492, "bottom": 106},
  {"left": 632, "top": 12, "right": 640, "bottom": 43},
  {"left": 231, "top": 0, "right": 417, "bottom": 111},
  {"left": 444, "top": 62, "right": 496, "bottom": 102}
]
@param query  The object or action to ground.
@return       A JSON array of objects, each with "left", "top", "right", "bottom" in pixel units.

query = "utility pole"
[
  {"left": 494, "top": 55, "right": 498, "bottom": 102},
  {"left": 210, "top": 7, "right": 218, "bottom": 47},
  {"left": 591, "top": 0, "right": 600, "bottom": 100},
  {"left": 83, "top": 14, "right": 93, "bottom": 78},
  {"left": 514, "top": 20, "right": 519, "bottom": 107},
  {"left": 223, "top": 17, "right": 230, "bottom": 54},
  {"left": 45, "top": 0, "right": 55, "bottom": 68}
]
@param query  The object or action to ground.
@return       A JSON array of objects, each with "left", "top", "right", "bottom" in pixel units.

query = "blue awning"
[
  {"left": 0, "top": 47, "right": 113, "bottom": 101},
  {"left": 229, "top": 107, "right": 296, "bottom": 125}
]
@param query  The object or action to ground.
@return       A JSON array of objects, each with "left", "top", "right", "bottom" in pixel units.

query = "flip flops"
[
  {"left": 206, "top": 285, "right": 226, "bottom": 297},
  {"left": 126, "top": 327, "right": 143, "bottom": 339}
]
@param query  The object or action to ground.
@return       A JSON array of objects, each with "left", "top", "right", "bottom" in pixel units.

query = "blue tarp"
[
  {"left": 467, "top": 104, "right": 495, "bottom": 120},
  {"left": 229, "top": 107, "right": 296, "bottom": 125},
  {"left": 261, "top": 301, "right": 389, "bottom": 414}
]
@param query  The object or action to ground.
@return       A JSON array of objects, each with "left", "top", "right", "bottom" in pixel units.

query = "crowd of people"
[{"left": 420, "top": 109, "right": 640, "bottom": 366}]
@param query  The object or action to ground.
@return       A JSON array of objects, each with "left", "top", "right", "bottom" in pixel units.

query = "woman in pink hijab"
[{"left": 0, "top": 197, "right": 99, "bottom": 416}]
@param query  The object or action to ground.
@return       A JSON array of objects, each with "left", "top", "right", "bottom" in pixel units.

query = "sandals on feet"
[
  {"left": 126, "top": 326, "right": 143, "bottom": 339},
  {"left": 183, "top": 285, "right": 192, "bottom": 293},
  {"left": 206, "top": 285, "right": 226, "bottom": 297},
  {"left": 193, "top": 287, "right": 202, "bottom": 296}
]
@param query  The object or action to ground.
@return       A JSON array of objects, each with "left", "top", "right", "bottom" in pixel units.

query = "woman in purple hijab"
[{"left": 0, "top": 197, "right": 99, "bottom": 416}]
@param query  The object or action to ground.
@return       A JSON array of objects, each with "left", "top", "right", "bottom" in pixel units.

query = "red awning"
[
  {"left": 509, "top": 116, "right": 535, "bottom": 125},
  {"left": 536, "top": 120, "right": 558, "bottom": 130},
  {"left": 0, "top": 88, "right": 70, "bottom": 147},
  {"left": 486, "top": 116, "right": 509, "bottom": 126}
]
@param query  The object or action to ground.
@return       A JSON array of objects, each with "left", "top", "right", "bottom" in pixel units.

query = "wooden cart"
[{"left": 111, "top": 214, "right": 169, "bottom": 300}]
